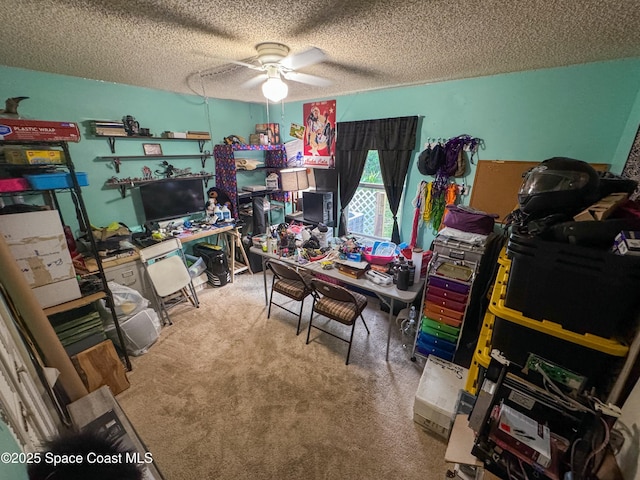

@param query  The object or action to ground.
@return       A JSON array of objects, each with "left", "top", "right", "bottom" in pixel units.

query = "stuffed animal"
[{"left": 205, "top": 187, "right": 232, "bottom": 213}]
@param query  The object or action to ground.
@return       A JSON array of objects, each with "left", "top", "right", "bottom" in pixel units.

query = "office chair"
[
  {"left": 306, "top": 278, "right": 370, "bottom": 365},
  {"left": 138, "top": 237, "right": 199, "bottom": 326},
  {"left": 266, "top": 259, "right": 313, "bottom": 335}
]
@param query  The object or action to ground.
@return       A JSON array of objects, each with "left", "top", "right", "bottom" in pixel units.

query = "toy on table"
[{"left": 205, "top": 187, "right": 232, "bottom": 222}]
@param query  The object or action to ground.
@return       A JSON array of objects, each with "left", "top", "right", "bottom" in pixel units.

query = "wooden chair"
[
  {"left": 306, "top": 278, "right": 370, "bottom": 365},
  {"left": 138, "top": 238, "right": 199, "bottom": 326},
  {"left": 266, "top": 259, "right": 313, "bottom": 335}
]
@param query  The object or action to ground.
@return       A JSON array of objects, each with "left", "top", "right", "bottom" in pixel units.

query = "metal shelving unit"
[{"left": 0, "top": 139, "right": 131, "bottom": 371}]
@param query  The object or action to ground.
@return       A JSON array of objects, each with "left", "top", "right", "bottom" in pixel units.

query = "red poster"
[{"left": 303, "top": 100, "right": 336, "bottom": 168}]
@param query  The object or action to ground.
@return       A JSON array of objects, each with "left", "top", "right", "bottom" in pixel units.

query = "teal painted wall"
[
  {"left": 271, "top": 58, "right": 640, "bottom": 248},
  {"left": 2, "top": 59, "right": 640, "bottom": 248},
  {"left": 0, "top": 66, "right": 265, "bottom": 231}
]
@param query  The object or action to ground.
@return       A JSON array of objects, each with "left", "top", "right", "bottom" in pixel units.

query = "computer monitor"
[{"left": 139, "top": 178, "right": 205, "bottom": 222}]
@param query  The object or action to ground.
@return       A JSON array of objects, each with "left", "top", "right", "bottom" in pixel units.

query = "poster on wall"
[{"left": 303, "top": 100, "right": 336, "bottom": 168}]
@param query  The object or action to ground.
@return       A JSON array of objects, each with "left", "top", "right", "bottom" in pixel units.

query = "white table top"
[{"left": 250, "top": 246, "right": 424, "bottom": 302}]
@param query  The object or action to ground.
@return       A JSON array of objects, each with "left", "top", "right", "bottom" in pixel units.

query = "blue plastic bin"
[{"left": 25, "top": 172, "right": 88, "bottom": 190}]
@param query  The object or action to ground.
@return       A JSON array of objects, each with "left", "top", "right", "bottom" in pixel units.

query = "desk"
[
  {"left": 250, "top": 246, "right": 424, "bottom": 361},
  {"left": 177, "top": 224, "right": 251, "bottom": 282}
]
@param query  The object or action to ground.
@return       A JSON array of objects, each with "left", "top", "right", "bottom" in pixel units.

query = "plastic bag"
[{"left": 98, "top": 281, "right": 149, "bottom": 323}]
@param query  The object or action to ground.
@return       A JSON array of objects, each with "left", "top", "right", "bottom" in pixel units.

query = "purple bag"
[{"left": 443, "top": 204, "right": 499, "bottom": 234}]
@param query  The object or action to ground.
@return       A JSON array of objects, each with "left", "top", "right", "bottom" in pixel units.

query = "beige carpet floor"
[{"left": 117, "top": 271, "right": 451, "bottom": 480}]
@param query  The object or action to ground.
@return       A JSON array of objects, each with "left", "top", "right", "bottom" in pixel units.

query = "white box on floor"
[
  {"left": 105, "top": 308, "right": 161, "bottom": 356},
  {"left": 414, "top": 356, "right": 468, "bottom": 439}
]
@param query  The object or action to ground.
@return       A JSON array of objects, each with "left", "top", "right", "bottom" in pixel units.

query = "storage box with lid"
[
  {"left": 433, "top": 235, "right": 486, "bottom": 264},
  {"left": 3, "top": 148, "right": 65, "bottom": 165},
  {"left": 24, "top": 172, "right": 88, "bottom": 190},
  {"left": 490, "top": 256, "right": 629, "bottom": 397},
  {"left": 104, "top": 308, "right": 161, "bottom": 356},
  {"left": 506, "top": 229, "right": 640, "bottom": 338},
  {"left": 413, "top": 355, "right": 468, "bottom": 439},
  {"left": 0, "top": 210, "right": 81, "bottom": 308}
]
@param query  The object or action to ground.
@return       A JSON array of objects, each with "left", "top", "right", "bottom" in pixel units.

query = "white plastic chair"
[{"left": 138, "top": 237, "right": 199, "bottom": 326}]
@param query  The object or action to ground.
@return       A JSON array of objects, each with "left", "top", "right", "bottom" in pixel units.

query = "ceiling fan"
[{"left": 229, "top": 42, "right": 333, "bottom": 102}]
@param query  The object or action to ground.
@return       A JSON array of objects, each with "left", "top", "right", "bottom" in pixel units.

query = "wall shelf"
[
  {"left": 97, "top": 153, "right": 213, "bottom": 172},
  {"left": 104, "top": 173, "right": 215, "bottom": 198},
  {"left": 93, "top": 134, "right": 209, "bottom": 154}
]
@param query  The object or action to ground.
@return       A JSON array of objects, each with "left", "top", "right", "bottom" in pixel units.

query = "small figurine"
[
  {"left": 155, "top": 160, "right": 175, "bottom": 178},
  {"left": 141, "top": 166, "right": 153, "bottom": 180}
]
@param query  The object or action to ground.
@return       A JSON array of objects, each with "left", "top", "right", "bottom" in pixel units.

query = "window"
[{"left": 346, "top": 151, "right": 396, "bottom": 240}]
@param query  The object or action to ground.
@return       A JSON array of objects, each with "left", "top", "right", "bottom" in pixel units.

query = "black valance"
[{"left": 336, "top": 116, "right": 419, "bottom": 151}]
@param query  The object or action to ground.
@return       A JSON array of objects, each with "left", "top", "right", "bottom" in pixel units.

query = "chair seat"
[
  {"left": 273, "top": 278, "right": 309, "bottom": 300},
  {"left": 314, "top": 291, "right": 367, "bottom": 325}
]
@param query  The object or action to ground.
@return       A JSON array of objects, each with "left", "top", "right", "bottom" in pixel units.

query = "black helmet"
[{"left": 518, "top": 157, "right": 600, "bottom": 217}]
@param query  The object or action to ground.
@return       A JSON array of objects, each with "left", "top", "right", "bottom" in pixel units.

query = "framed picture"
[{"left": 143, "top": 143, "right": 163, "bottom": 156}]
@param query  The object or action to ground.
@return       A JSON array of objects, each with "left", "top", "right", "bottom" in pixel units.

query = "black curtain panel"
[
  {"left": 379, "top": 149, "right": 414, "bottom": 243},
  {"left": 335, "top": 116, "right": 419, "bottom": 241},
  {"left": 335, "top": 149, "right": 368, "bottom": 235}
]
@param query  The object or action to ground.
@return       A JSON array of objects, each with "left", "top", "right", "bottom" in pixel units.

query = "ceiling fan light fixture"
[{"left": 262, "top": 76, "right": 288, "bottom": 102}]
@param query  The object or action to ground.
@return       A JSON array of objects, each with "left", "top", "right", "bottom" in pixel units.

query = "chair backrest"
[
  {"left": 139, "top": 238, "right": 192, "bottom": 297},
  {"left": 310, "top": 278, "right": 357, "bottom": 304},
  {"left": 267, "top": 259, "right": 306, "bottom": 284},
  {"left": 139, "top": 237, "right": 184, "bottom": 263}
]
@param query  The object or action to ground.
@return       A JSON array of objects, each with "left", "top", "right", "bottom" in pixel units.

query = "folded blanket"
[
  {"left": 437, "top": 226, "right": 488, "bottom": 245},
  {"left": 235, "top": 158, "right": 263, "bottom": 170}
]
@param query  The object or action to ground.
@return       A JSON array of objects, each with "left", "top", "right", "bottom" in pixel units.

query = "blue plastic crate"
[{"left": 25, "top": 172, "right": 88, "bottom": 190}]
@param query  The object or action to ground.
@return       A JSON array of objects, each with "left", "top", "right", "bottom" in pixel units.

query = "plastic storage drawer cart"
[{"left": 413, "top": 257, "right": 475, "bottom": 362}]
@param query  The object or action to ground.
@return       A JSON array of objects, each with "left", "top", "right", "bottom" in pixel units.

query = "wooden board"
[
  {"left": 469, "top": 160, "right": 610, "bottom": 222},
  {"left": 71, "top": 340, "right": 129, "bottom": 395}
]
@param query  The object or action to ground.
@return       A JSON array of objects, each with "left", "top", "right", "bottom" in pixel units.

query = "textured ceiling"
[{"left": 2, "top": 0, "right": 640, "bottom": 103}]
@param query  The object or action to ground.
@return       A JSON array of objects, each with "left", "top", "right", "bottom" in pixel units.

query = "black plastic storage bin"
[
  {"left": 490, "top": 315, "right": 625, "bottom": 397},
  {"left": 506, "top": 230, "right": 640, "bottom": 339}
]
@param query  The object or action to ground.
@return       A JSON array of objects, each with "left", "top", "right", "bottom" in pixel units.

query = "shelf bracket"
[
  {"left": 200, "top": 155, "right": 207, "bottom": 168},
  {"left": 204, "top": 176, "right": 212, "bottom": 188},
  {"left": 118, "top": 185, "right": 127, "bottom": 198},
  {"left": 113, "top": 157, "right": 122, "bottom": 173},
  {"left": 198, "top": 140, "right": 206, "bottom": 152},
  {"left": 107, "top": 136, "right": 116, "bottom": 154}
]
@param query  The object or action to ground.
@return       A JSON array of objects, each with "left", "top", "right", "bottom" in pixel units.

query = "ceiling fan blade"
[
  {"left": 282, "top": 71, "right": 333, "bottom": 87},
  {"left": 279, "top": 47, "right": 327, "bottom": 70},
  {"left": 56, "top": 0, "right": 240, "bottom": 41},
  {"left": 241, "top": 74, "right": 268, "bottom": 89},
  {"left": 193, "top": 51, "right": 264, "bottom": 71}
]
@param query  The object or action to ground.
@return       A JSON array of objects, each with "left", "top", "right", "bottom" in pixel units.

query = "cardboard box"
[
  {"left": 413, "top": 356, "right": 468, "bottom": 439},
  {"left": 4, "top": 148, "right": 65, "bottom": 165},
  {"left": 613, "top": 231, "right": 640, "bottom": 256},
  {"left": 573, "top": 192, "right": 629, "bottom": 221},
  {"left": 33, "top": 277, "right": 83, "bottom": 309},
  {"left": 0, "top": 119, "right": 81, "bottom": 142},
  {"left": 162, "top": 131, "right": 187, "bottom": 139},
  {"left": 0, "top": 210, "right": 81, "bottom": 308},
  {"left": 186, "top": 131, "right": 211, "bottom": 139}
]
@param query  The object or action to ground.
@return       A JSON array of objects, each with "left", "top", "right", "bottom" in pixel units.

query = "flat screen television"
[{"left": 139, "top": 178, "right": 205, "bottom": 222}]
